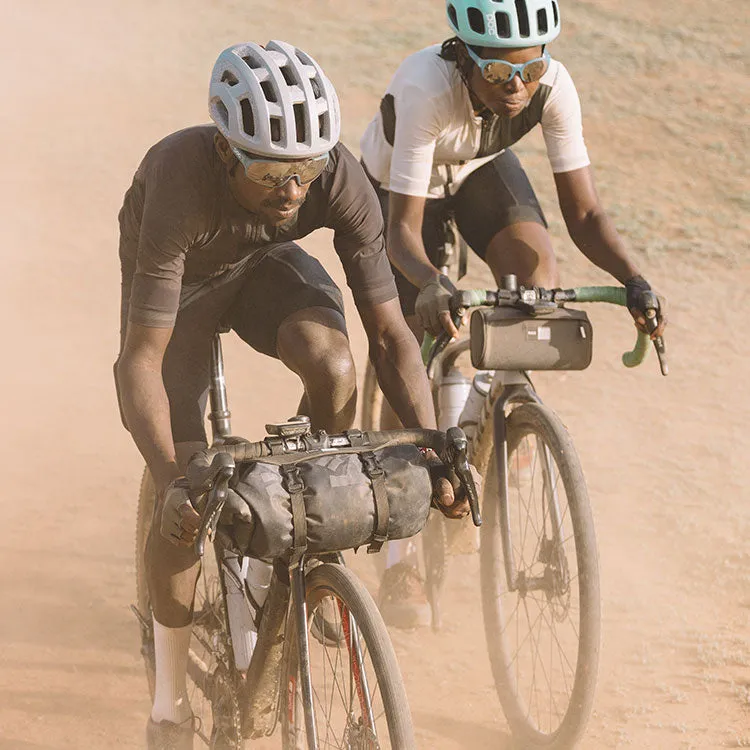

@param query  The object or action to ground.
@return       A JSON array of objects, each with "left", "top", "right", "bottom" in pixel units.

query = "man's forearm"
[
  {"left": 117, "top": 360, "right": 181, "bottom": 492},
  {"left": 569, "top": 211, "right": 641, "bottom": 283},
  {"left": 370, "top": 330, "right": 436, "bottom": 430}
]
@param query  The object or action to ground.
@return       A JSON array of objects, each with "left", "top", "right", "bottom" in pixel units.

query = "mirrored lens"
[
  {"left": 521, "top": 58, "right": 548, "bottom": 83},
  {"left": 482, "top": 61, "right": 514, "bottom": 84},
  {"left": 244, "top": 157, "right": 327, "bottom": 188}
]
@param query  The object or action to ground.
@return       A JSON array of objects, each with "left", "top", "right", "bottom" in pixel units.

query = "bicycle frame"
[
  {"left": 202, "top": 333, "right": 378, "bottom": 750},
  {"left": 429, "top": 333, "right": 568, "bottom": 596}
]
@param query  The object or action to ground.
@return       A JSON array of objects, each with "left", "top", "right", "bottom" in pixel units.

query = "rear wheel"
[
  {"left": 480, "top": 403, "right": 600, "bottom": 749},
  {"left": 281, "top": 563, "right": 415, "bottom": 750},
  {"left": 134, "top": 469, "right": 244, "bottom": 749}
]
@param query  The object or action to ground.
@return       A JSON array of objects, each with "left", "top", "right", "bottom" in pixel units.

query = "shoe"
[
  {"left": 377, "top": 562, "right": 431, "bottom": 629},
  {"left": 146, "top": 716, "right": 195, "bottom": 750}
]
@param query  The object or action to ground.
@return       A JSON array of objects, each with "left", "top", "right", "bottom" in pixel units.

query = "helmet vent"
[
  {"left": 241, "top": 55, "right": 261, "bottom": 70},
  {"left": 447, "top": 3, "right": 458, "bottom": 28},
  {"left": 280, "top": 64, "right": 296, "bottom": 87},
  {"left": 495, "top": 12, "right": 511, "bottom": 38},
  {"left": 537, "top": 8, "right": 548, "bottom": 34},
  {"left": 239, "top": 98, "right": 255, "bottom": 137},
  {"left": 515, "top": 0, "right": 530, "bottom": 37},
  {"left": 318, "top": 113, "right": 326, "bottom": 139},
  {"left": 310, "top": 77, "right": 322, "bottom": 99},
  {"left": 221, "top": 71, "right": 239, "bottom": 87},
  {"left": 552, "top": 1, "right": 559, "bottom": 27},
  {"left": 260, "top": 79, "right": 278, "bottom": 103},
  {"left": 467, "top": 7, "right": 486, "bottom": 34},
  {"left": 293, "top": 103, "right": 307, "bottom": 144},
  {"left": 270, "top": 117, "right": 282, "bottom": 143}
]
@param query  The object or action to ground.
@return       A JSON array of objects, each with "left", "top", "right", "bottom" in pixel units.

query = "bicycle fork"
[{"left": 492, "top": 383, "right": 566, "bottom": 596}]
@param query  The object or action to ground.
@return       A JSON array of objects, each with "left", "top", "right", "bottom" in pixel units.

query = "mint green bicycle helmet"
[{"left": 446, "top": 0, "right": 561, "bottom": 48}]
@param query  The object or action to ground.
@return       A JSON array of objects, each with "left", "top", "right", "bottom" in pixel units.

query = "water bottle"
[
  {"left": 224, "top": 554, "right": 273, "bottom": 671},
  {"left": 437, "top": 367, "right": 472, "bottom": 430},
  {"left": 458, "top": 371, "right": 493, "bottom": 439}
]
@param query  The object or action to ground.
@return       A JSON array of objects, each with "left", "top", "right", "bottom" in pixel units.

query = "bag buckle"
[
  {"left": 281, "top": 465, "right": 305, "bottom": 494},
  {"left": 360, "top": 452, "right": 384, "bottom": 479}
]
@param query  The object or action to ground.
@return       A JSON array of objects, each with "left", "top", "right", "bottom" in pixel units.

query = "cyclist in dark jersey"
[{"left": 115, "top": 41, "right": 465, "bottom": 750}]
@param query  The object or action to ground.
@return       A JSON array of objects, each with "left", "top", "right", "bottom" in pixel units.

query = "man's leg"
[
  {"left": 277, "top": 306, "right": 356, "bottom": 432},
  {"left": 146, "top": 441, "right": 205, "bottom": 726},
  {"left": 227, "top": 242, "right": 356, "bottom": 434},
  {"left": 144, "top": 279, "right": 239, "bottom": 741}
]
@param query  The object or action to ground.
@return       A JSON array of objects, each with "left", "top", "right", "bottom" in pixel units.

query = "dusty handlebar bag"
[
  {"left": 228, "top": 445, "right": 433, "bottom": 562},
  {"left": 470, "top": 306, "right": 593, "bottom": 371}
]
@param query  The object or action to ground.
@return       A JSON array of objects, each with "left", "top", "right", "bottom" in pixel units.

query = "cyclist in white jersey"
[{"left": 360, "top": 0, "right": 667, "bottom": 624}]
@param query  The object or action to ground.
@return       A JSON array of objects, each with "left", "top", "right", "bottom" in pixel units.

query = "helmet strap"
[{"left": 455, "top": 42, "right": 493, "bottom": 119}]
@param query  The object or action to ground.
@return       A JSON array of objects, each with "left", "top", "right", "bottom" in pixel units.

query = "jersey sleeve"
[
  {"left": 540, "top": 62, "right": 591, "bottom": 174},
  {"left": 388, "top": 81, "right": 443, "bottom": 197},
  {"left": 121, "top": 159, "right": 201, "bottom": 328},
  {"left": 325, "top": 145, "right": 398, "bottom": 306}
]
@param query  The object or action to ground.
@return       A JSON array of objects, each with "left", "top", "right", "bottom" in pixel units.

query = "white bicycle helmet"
[
  {"left": 446, "top": 0, "right": 561, "bottom": 48},
  {"left": 209, "top": 40, "right": 340, "bottom": 159}
]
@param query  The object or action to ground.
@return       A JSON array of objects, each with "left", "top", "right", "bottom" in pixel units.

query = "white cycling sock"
[{"left": 150, "top": 618, "right": 193, "bottom": 724}]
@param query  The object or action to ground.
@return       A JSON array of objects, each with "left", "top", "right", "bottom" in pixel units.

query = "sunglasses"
[
  {"left": 465, "top": 47, "right": 550, "bottom": 85},
  {"left": 230, "top": 146, "right": 329, "bottom": 188}
]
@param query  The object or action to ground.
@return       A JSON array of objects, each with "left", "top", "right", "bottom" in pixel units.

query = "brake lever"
[
  {"left": 640, "top": 291, "right": 668, "bottom": 376},
  {"left": 193, "top": 466, "right": 234, "bottom": 557},
  {"left": 444, "top": 427, "right": 482, "bottom": 527}
]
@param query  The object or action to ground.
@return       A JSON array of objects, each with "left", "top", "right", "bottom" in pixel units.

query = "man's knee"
[{"left": 277, "top": 307, "right": 354, "bottom": 386}]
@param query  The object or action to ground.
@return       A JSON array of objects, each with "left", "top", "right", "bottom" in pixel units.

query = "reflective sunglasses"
[
  {"left": 231, "top": 146, "right": 329, "bottom": 188},
  {"left": 465, "top": 47, "right": 550, "bottom": 85}
]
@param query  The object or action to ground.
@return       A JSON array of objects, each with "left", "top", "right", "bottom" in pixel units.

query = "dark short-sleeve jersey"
[{"left": 118, "top": 125, "right": 397, "bottom": 328}]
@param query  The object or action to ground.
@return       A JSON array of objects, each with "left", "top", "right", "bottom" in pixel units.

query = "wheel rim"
[
  {"left": 492, "top": 429, "right": 583, "bottom": 738},
  {"left": 287, "top": 588, "right": 392, "bottom": 750}
]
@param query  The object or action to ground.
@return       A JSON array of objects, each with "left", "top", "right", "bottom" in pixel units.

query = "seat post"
[{"left": 209, "top": 332, "right": 232, "bottom": 442}]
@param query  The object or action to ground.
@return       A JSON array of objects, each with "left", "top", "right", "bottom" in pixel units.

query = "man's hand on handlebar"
[
  {"left": 625, "top": 276, "right": 668, "bottom": 339},
  {"left": 161, "top": 479, "right": 202, "bottom": 547},
  {"left": 422, "top": 447, "right": 483, "bottom": 520}
]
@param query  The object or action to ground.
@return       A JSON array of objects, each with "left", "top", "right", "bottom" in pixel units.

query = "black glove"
[{"left": 625, "top": 275, "right": 652, "bottom": 316}]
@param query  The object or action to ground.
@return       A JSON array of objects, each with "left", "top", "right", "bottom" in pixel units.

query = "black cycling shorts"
[
  {"left": 136, "top": 242, "right": 345, "bottom": 444},
  {"left": 369, "top": 149, "right": 547, "bottom": 315}
]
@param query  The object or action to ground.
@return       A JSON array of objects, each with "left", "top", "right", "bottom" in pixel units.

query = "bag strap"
[
  {"left": 280, "top": 463, "right": 307, "bottom": 565},
  {"left": 360, "top": 451, "right": 389, "bottom": 554}
]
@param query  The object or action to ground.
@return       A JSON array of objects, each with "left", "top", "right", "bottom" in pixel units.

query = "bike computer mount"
[{"left": 265, "top": 415, "right": 312, "bottom": 438}]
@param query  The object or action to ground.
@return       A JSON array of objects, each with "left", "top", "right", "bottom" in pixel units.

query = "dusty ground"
[{"left": 1, "top": 0, "right": 748, "bottom": 748}]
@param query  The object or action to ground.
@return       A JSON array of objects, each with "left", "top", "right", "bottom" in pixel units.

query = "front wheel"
[
  {"left": 480, "top": 403, "right": 600, "bottom": 749},
  {"left": 281, "top": 563, "right": 415, "bottom": 750}
]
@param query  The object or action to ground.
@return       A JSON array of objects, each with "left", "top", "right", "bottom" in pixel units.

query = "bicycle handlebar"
[
  {"left": 421, "top": 285, "right": 668, "bottom": 376},
  {"left": 187, "top": 427, "right": 481, "bottom": 555}
]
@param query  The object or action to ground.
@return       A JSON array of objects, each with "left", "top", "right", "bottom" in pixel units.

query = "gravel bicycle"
[
  {"left": 132, "top": 332, "right": 478, "bottom": 749},
  {"left": 364, "top": 275, "right": 667, "bottom": 748}
]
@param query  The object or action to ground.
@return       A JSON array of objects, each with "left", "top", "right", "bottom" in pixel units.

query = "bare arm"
[
  {"left": 387, "top": 191, "right": 459, "bottom": 337},
  {"left": 386, "top": 191, "right": 435, "bottom": 288},
  {"left": 116, "top": 322, "right": 181, "bottom": 493},
  {"left": 554, "top": 166, "right": 642, "bottom": 283},
  {"left": 357, "top": 297, "right": 437, "bottom": 430}
]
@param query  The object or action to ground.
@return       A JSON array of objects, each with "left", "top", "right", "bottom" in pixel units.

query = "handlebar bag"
[
  {"left": 470, "top": 306, "right": 593, "bottom": 371},
  {"left": 227, "top": 444, "right": 433, "bottom": 562}
]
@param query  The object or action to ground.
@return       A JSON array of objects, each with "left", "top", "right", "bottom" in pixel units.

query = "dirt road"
[{"left": 1, "top": 1, "right": 748, "bottom": 748}]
